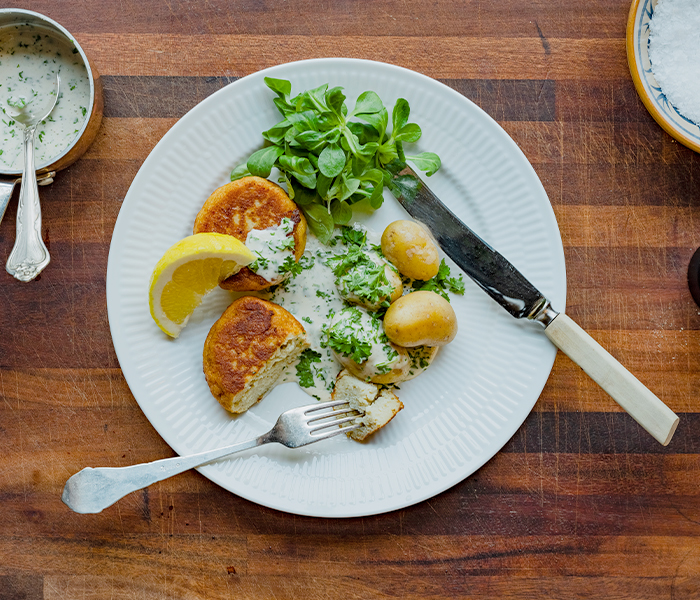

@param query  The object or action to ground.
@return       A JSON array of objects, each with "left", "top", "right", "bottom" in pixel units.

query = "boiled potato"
[
  {"left": 381, "top": 220, "right": 440, "bottom": 281},
  {"left": 385, "top": 266, "right": 404, "bottom": 303},
  {"left": 341, "top": 264, "right": 402, "bottom": 311},
  {"left": 328, "top": 305, "right": 438, "bottom": 383},
  {"left": 339, "top": 343, "right": 410, "bottom": 384},
  {"left": 340, "top": 344, "right": 440, "bottom": 384},
  {"left": 383, "top": 290, "right": 457, "bottom": 347}
]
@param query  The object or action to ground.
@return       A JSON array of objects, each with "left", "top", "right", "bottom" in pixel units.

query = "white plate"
[{"left": 107, "top": 58, "right": 566, "bottom": 518}]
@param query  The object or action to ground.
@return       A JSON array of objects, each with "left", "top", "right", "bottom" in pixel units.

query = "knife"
[{"left": 391, "top": 166, "right": 679, "bottom": 446}]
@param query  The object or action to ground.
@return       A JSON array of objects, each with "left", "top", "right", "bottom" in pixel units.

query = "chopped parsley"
[
  {"left": 248, "top": 252, "right": 270, "bottom": 273},
  {"left": 326, "top": 226, "right": 396, "bottom": 308},
  {"left": 337, "top": 226, "right": 366, "bottom": 247},
  {"left": 278, "top": 255, "right": 302, "bottom": 277},
  {"left": 296, "top": 349, "right": 322, "bottom": 388},
  {"left": 323, "top": 306, "right": 396, "bottom": 371},
  {"left": 279, "top": 253, "right": 314, "bottom": 278},
  {"left": 409, "top": 346, "right": 433, "bottom": 370},
  {"left": 323, "top": 306, "right": 374, "bottom": 364},
  {"left": 412, "top": 259, "right": 465, "bottom": 301}
]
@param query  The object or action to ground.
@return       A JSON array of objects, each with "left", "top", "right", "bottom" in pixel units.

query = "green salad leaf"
[{"left": 232, "top": 78, "right": 441, "bottom": 242}]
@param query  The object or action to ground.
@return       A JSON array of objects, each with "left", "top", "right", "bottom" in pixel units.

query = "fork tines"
[{"left": 304, "top": 400, "right": 362, "bottom": 435}]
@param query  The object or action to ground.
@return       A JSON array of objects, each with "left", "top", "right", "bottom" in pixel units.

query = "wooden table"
[{"left": 2, "top": 1, "right": 699, "bottom": 598}]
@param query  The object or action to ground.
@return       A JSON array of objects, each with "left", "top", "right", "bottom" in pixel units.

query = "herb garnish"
[
  {"left": 296, "top": 349, "right": 322, "bottom": 388},
  {"left": 409, "top": 346, "right": 433, "bottom": 370},
  {"left": 231, "top": 78, "right": 441, "bottom": 242},
  {"left": 248, "top": 252, "right": 270, "bottom": 273},
  {"left": 412, "top": 259, "right": 465, "bottom": 301},
  {"left": 323, "top": 307, "right": 375, "bottom": 364},
  {"left": 326, "top": 226, "right": 396, "bottom": 309},
  {"left": 6, "top": 96, "right": 26, "bottom": 109}
]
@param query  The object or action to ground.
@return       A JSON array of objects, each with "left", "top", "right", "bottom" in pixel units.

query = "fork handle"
[{"left": 62, "top": 435, "right": 268, "bottom": 514}]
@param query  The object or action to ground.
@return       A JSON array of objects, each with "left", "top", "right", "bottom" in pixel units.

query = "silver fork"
[{"left": 61, "top": 400, "right": 361, "bottom": 514}]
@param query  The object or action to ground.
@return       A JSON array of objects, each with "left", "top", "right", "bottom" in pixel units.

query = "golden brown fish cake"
[
  {"left": 203, "top": 296, "right": 309, "bottom": 414},
  {"left": 193, "top": 176, "right": 307, "bottom": 291}
]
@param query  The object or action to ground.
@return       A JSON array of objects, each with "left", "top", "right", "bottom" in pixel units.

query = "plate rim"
[{"left": 106, "top": 57, "right": 567, "bottom": 517}]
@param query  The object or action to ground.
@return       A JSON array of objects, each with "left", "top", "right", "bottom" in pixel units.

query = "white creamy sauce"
[
  {"left": 265, "top": 234, "right": 347, "bottom": 401},
  {"left": 232, "top": 221, "right": 446, "bottom": 401},
  {"left": 258, "top": 224, "right": 436, "bottom": 401},
  {"left": 245, "top": 218, "right": 295, "bottom": 282},
  {"left": 328, "top": 306, "right": 399, "bottom": 376},
  {"left": 0, "top": 23, "right": 90, "bottom": 171},
  {"left": 365, "top": 338, "right": 402, "bottom": 375}
]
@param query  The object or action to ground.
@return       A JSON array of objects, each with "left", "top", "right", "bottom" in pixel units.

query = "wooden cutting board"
[{"left": 0, "top": 1, "right": 698, "bottom": 598}]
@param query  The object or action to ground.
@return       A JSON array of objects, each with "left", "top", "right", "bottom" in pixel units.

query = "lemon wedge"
[{"left": 148, "top": 233, "right": 254, "bottom": 338}]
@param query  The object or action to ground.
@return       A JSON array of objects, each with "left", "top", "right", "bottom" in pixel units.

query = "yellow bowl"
[{"left": 627, "top": 0, "right": 700, "bottom": 153}]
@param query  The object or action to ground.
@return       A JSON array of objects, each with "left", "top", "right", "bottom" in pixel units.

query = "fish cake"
[
  {"left": 331, "top": 370, "right": 403, "bottom": 441},
  {"left": 203, "top": 296, "right": 309, "bottom": 414},
  {"left": 193, "top": 176, "right": 306, "bottom": 291}
]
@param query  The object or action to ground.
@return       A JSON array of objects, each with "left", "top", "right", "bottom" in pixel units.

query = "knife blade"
[{"left": 391, "top": 166, "right": 679, "bottom": 446}]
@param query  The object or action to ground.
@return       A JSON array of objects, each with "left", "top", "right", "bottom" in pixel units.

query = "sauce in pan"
[{"left": 0, "top": 22, "right": 90, "bottom": 172}]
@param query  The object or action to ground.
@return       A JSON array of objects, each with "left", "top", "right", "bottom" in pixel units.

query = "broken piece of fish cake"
[
  {"left": 331, "top": 369, "right": 404, "bottom": 441},
  {"left": 203, "top": 296, "right": 309, "bottom": 414}
]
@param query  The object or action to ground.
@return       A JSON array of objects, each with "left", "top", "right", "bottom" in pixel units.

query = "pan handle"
[
  {"left": 0, "top": 172, "right": 55, "bottom": 229},
  {"left": 0, "top": 179, "right": 18, "bottom": 227}
]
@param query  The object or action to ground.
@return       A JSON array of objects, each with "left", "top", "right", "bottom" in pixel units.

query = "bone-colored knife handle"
[{"left": 544, "top": 313, "right": 679, "bottom": 446}]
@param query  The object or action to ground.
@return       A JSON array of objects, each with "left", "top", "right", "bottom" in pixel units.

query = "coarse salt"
[{"left": 648, "top": 0, "right": 700, "bottom": 125}]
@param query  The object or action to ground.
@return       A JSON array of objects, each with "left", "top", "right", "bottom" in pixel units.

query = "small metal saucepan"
[{"left": 0, "top": 9, "right": 103, "bottom": 278}]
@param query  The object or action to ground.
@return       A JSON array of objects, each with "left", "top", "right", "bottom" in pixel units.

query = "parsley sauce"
[
  {"left": 327, "top": 306, "right": 401, "bottom": 378},
  {"left": 0, "top": 23, "right": 90, "bottom": 171},
  {"left": 245, "top": 217, "right": 295, "bottom": 282},
  {"left": 266, "top": 234, "right": 346, "bottom": 401},
  {"left": 260, "top": 225, "right": 437, "bottom": 401}
]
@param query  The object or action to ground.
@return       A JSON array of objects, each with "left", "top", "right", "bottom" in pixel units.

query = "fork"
[{"left": 61, "top": 400, "right": 361, "bottom": 514}]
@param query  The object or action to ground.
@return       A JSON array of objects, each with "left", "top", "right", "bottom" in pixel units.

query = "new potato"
[
  {"left": 381, "top": 220, "right": 440, "bottom": 281},
  {"left": 337, "top": 343, "right": 439, "bottom": 384},
  {"left": 341, "top": 264, "right": 403, "bottom": 311},
  {"left": 383, "top": 290, "right": 457, "bottom": 347}
]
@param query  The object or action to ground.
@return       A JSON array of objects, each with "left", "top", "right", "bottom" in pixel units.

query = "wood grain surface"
[{"left": 1, "top": 1, "right": 699, "bottom": 598}]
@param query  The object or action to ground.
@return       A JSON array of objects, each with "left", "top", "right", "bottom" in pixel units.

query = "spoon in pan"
[{"left": 5, "top": 73, "right": 60, "bottom": 282}]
